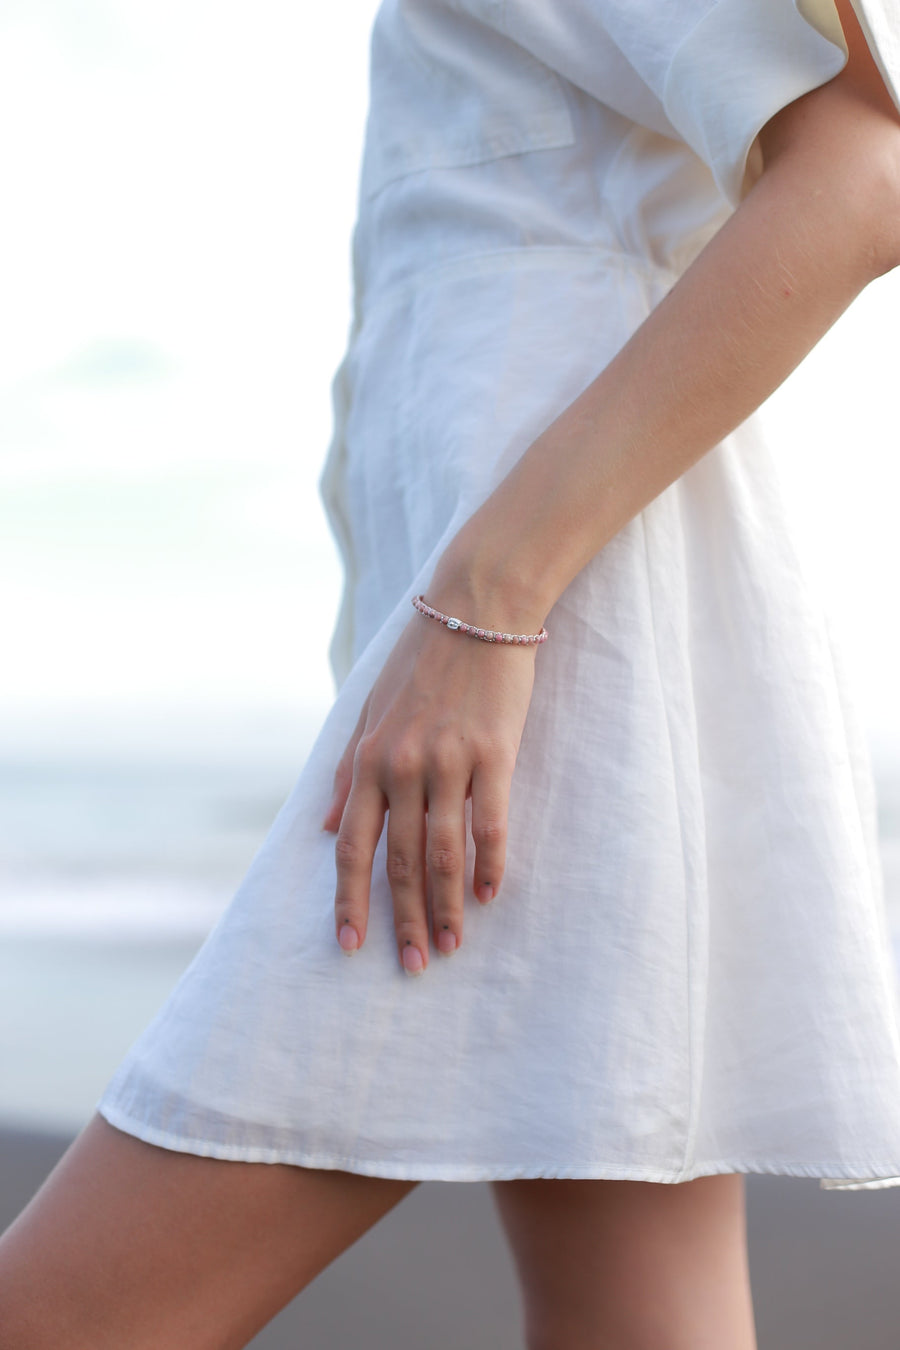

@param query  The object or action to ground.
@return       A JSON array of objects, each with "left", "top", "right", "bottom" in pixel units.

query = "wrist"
[{"left": 426, "top": 521, "right": 555, "bottom": 640}]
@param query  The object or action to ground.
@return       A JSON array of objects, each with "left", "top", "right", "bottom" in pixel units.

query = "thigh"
[
  {"left": 0, "top": 1112, "right": 418, "bottom": 1350},
  {"left": 490, "top": 1172, "right": 757, "bottom": 1350}
]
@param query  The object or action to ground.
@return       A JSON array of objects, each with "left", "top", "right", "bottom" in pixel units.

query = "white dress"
[{"left": 97, "top": 0, "right": 900, "bottom": 1189}]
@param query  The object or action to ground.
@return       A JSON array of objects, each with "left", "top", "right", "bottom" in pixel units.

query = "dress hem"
[{"left": 95, "top": 1102, "right": 900, "bottom": 1192}]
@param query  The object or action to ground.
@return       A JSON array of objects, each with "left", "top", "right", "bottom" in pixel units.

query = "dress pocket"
[{"left": 360, "top": 0, "right": 576, "bottom": 199}]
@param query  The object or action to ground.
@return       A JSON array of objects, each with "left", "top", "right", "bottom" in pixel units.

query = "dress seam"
[{"left": 637, "top": 504, "right": 704, "bottom": 1177}]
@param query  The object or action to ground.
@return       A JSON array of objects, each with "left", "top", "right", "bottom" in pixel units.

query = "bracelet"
[{"left": 411, "top": 594, "right": 548, "bottom": 645}]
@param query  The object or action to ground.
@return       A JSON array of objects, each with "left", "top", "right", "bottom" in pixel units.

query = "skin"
[
  {"left": 491, "top": 1172, "right": 756, "bottom": 1350},
  {"left": 1, "top": 2, "right": 898, "bottom": 1345},
  {"left": 0, "top": 1114, "right": 755, "bottom": 1350}
]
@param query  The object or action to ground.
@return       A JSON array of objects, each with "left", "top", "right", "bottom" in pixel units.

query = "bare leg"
[
  {"left": 491, "top": 1172, "right": 757, "bottom": 1350},
  {"left": 0, "top": 1112, "right": 418, "bottom": 1350}
]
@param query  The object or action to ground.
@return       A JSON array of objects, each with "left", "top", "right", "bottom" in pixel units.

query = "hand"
[{"left": 321, "top": 576, "right": 543, "bottom": 975}]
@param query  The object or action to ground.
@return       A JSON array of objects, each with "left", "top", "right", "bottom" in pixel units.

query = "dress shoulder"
[
  {"left": 502, "top": 0, "right": 900, "bottom": 206},
  {"left": 661, "top": 0, "right": 900, "bottom": 205}
]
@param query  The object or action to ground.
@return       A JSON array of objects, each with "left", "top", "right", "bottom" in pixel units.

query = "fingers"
[
  {"left": 424, "top": 755, "right": 468, "bottom": 958},
  {"left": 322, "top": 697, "right": 371, "bottom": 833},
  {"left": 322, "top": 761, "right": 352, "bottom": 835},
  {"left": 469, "top": 756, "right": 512, "bottom": 905},
  {"left": 385, "top": 768, "right": 429, "bottom": 976},
  {"left": 332, "top": 741, "right": 387, "bottom": 956},
  {"left": 332, "top": 727, "right": 515, "bottom": 971}
]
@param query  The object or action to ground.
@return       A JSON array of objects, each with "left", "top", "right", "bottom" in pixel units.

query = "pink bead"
[{"left": 412, "top": 592, "right": 547, "bottom": 647}]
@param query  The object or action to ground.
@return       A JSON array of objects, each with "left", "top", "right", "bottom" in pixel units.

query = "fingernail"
[
  {"left": 437, "top": 930, "right": 458, "bottom": 954},
  {"left": 339, "top": 924, "right": 359, "bottom": 954},
  {"left": 478, "top": 884, "right": 494, "bottom": 903},
  {"left": 402, "top": 943, "right": 424, "bottom": 976}
]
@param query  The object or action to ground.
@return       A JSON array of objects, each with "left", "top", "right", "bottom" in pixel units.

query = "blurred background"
[
  {"left": 3, "top": 6, "right": 900, "bottom": 1343},
  {"left": 3, "top": 0, "right": 900, "bottom": 1136},
  {"left": 0, "top": 0, "right": 381, "bottom": 1129}
]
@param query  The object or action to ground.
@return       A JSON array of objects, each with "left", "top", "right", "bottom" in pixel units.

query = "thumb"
[
  {"left": 321, "top": 695, "right": 370, "bottom": 832},
  {"left": 321, "top": 763, "right": 352, "bottom": 832}
]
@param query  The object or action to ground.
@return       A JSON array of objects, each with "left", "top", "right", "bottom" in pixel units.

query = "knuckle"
[
  {"left": 394, "top": 916, "right": 424, "bottom": 941},
  {"left": 334, "top": 835, "right": 364, "bottom": 870},
  {"left": 480, "top": 738, "right": 517, "bottom": 775},
  {"left": 427, "top": 846, "right": 461, "bottom": 877},
  {"left": 473, "top": 816, "right": 506, "bottom": 849},
  {"left": 353, "top": 736, "right": 380, "bottom": 777},
  {"left": 427, "top": 731, "right": 464, "bottom": 776},
  {"left": 386, "top": 741, "right": 423, "bottom": 783},
  {"left": 386, "top": 849, "right": 418, "bottom": 885}
]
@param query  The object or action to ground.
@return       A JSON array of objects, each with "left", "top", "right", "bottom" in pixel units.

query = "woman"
[{"left": 3, "top": 0, "right": 900, "bottom": 1345}]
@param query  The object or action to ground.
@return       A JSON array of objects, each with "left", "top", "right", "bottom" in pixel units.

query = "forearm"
[{"left": 429, "top": 137, "right": 900, "bottom": 634}]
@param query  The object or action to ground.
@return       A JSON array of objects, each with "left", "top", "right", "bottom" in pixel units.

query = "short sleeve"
[
  {"left": 501, "top": 0, "right": 900, "bottom": 208},
  {"left": 607, "top": 0, "right": 900, "bottom": 208}
]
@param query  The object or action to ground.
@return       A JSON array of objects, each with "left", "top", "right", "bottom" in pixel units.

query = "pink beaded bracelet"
[{"left": 411, "top": 594, "right": 548, "bottom": 645}]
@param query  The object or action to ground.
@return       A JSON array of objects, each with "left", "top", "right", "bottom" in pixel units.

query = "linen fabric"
[{"left": 97, "top": 0, "right": 900, "bottom": 1189}]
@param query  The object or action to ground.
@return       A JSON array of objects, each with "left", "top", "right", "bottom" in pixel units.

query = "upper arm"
[
  {"left": 756, "top": 0, "right": 900, "bottom": 189},
  {"left": 751, "top": 0, "right": 900, "bottom": 272}
]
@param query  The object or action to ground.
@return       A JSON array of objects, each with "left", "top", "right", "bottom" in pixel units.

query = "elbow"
[
  {"left": 755, "top": 65, "right": 900, "bottom": 281},
  {"left": 756, "top": 121, "right": 900, "bottom": 283},
  {"left": 862, "top": 131, "right": 900, "bottom": 277}
]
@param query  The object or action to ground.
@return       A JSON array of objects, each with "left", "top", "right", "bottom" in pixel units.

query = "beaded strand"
[{"left": 411, "top": 594, "right": 548, "bottom": 645}]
